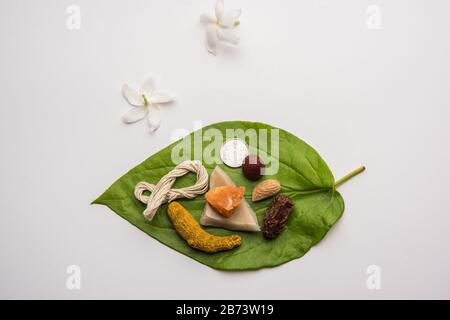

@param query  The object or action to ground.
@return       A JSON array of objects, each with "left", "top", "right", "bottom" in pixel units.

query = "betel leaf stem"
[{"left": 334, "top": 166, "right": 366, "bottom": 188}]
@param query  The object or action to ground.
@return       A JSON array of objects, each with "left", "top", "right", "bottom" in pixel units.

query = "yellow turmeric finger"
[{"left": 167, "top": 202, "right": 241, "bottom": 253}]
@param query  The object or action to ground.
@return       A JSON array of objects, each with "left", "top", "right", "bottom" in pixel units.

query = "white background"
[{"left": 1, "top": 0, "right": 449, "bottom": 299}]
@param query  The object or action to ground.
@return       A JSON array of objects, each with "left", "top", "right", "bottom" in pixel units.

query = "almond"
[{"left": 252, "top": 179, "right": 281, "bottom": 202}]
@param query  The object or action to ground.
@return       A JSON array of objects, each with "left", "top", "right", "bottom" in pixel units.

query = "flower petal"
[
  {"left": 200, "top": 13, "right": 215, "bottom": 25},
  {"left": 140, "top": 77, "right": 157, "bottom": 96},
  {"left": 205, "top": 25, "right": 217, "bottom": 55},
  {"left": 215, "top": 0, "right": 224, "bottom": 20},
  {"left": 147, "top": 104, "right": 161, "bottom": 132},
  {"left": 151, "top": 91, "right": 175, "bottom": 104},
  {"left": 122, "top": 84, "right": 144, "bottom": 106},
  {"left": 122, "top": 106, "right": 148, "bottom": 123},
  {"left": 216, "top": 27, "right": 240, "bottom": 45},
  {"left": 220, "top": 9, "right": 242, "bottom": 27}
]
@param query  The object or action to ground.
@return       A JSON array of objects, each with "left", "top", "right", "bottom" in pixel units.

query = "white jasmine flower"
[
  {"left": 200, "top": 0, "right": 241, "bottom": 55},
  {"left": 121, "top": 77, "right": 175, "bottom": 132}
]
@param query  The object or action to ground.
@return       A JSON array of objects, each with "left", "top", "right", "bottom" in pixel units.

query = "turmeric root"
[{"left": 167, "top": 202, "right": 241, "bottom": 253}]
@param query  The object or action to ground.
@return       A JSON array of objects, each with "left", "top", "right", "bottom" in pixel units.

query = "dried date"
[{"left": 263, "top": 194, "right": 294, "bottom": 239}]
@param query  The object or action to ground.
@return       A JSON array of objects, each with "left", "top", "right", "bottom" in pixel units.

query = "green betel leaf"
[{"left": 92, "top": 121, "right": 364, "bottom": 270}]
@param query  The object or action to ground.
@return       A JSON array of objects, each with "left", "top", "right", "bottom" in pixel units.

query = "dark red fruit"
[{"left": 242, "top": 155, "right": 264, "bottom": 181}]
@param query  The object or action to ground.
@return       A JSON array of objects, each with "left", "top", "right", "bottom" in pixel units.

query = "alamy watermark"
[
  {"left": 66, "top": 265, "right": 81, "bottom": 290},
  {"left": 66, "top": 5, "right": 81, "bottom": 30},
  {"left": 366, "top": 265, "right": 381, "bottom": 290},
  {"left": 366, "top": 5, "right": 382, "bottom": 30},
  {"left": 170, "top": 122, "right": 280, "bottom": 176}
]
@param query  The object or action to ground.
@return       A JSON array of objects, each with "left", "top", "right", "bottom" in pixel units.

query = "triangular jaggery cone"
[{"left": 200, "top": 166, "right": 260, "bottom": 232}]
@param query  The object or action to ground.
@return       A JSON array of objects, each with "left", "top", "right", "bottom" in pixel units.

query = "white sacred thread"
[{"left": 134, "top": 160, "right": 209, "bottom": 221}]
